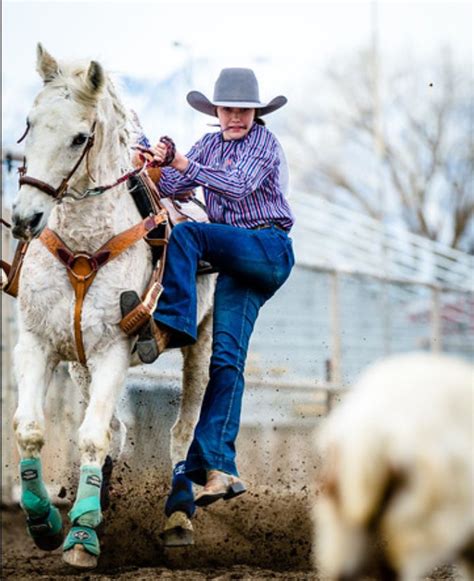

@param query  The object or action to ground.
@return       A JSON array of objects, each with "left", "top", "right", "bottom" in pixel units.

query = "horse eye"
[{"left": 71, "top": 133, "right": 88, "bottom": 147}]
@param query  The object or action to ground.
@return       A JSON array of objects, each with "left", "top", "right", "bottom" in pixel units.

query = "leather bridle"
[
  {"left": 18, "top": 121, "right": 97, "bottom": 202},
  {"left": 16, "top": 124, "right": 177, "bottom": 202}
]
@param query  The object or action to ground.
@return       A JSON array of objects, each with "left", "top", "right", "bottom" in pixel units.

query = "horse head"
[{"left": 12, "top": 44, "right": 107, "bottom": 241}]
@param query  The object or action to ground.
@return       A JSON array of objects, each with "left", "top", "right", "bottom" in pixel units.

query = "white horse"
[{"left": 10, "top": 44, "right": 215, "bottom": 569}]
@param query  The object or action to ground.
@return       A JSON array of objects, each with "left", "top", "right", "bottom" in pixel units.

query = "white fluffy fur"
[
  {"left": 313, "top": 352, "right": 474, "bottom": 581},
  {"left": 12, "top": 45, "right": 215, "bottom": 479}
]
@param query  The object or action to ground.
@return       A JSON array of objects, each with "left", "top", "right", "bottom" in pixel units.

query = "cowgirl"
[{"left": 124, "top": 68, "right": 295, "bottom": 504}]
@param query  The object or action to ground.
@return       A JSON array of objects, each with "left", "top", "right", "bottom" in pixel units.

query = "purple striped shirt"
[{"left": 157, "top": 123, "right": 295, "bottom": 231}]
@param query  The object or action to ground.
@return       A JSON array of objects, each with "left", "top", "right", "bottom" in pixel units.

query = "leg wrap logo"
[
  {"left": 86, "top": 474, "right": 102, "bottom": 488},
  {"left": 73, "top": 530, "right": 91, "bottom": 541},
  {"left": 21, "top": 469, "right": 38, "bottom": 481}
]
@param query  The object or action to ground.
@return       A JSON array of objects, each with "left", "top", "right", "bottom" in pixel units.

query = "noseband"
[{"left": 18, "top": 121, "right": 97, "bottom": 202}]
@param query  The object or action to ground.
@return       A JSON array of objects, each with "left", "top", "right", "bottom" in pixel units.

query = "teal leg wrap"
[
  {"left": 20, "top": 458, "right": 63, "bottom": 550},
  {"left": 20, "top": 458, "right": 51, "bottom": 517},
  {"left": 63, "top": 526, "right": 100, "bottom": 557},
  {"left": 69, "top": 466, "right": 102, "bottom": 528},
  {"left": 26, "top": 505, "right": 63, "bottom": 539}
]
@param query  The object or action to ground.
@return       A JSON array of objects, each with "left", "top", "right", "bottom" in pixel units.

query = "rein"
[{"left": 84, "top": 136, "right": 176, "bottom": 198}]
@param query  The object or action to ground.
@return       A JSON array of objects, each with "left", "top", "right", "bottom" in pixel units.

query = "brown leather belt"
[{"left": 252, "top": 223, "right": 287, "bottom": 233}]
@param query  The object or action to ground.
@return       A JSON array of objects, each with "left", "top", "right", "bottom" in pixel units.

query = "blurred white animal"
[{"left": 313, "top": 352, "right": 474, "bottom": 581}]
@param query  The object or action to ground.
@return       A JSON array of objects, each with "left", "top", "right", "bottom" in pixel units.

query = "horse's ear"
[
  {"left": 85, "top": 61, "right": 105, "bottom": 96},
  {"left": 36, "top": 43, "right": 59, "bottom": 83}
]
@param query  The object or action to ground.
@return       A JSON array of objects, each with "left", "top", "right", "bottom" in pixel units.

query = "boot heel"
[{"left": 223, "top": 481, "right": 246, "bottom": 500}]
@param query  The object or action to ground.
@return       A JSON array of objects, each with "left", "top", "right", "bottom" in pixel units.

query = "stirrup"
[
  {"left": 120, "top": 290, "right": 150, "bottom": 336},
  {"left": 119, "top": 284, "right": 163, "bottom": 337}
]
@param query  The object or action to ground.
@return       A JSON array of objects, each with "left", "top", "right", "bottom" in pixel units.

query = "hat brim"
[{"left": 186, "top": 91, "right": 287, "bottom": 117}]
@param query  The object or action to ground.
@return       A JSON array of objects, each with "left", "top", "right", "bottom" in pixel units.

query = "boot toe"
[{"left": 120, "top": 290, "right": 141, "bottom": 318}]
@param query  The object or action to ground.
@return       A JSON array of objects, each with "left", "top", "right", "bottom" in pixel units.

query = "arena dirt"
[
  {"left": 1, "top": 480, "right": 461, "bottom": 580},
  {"left": 2, "top": 487, "right": 318, "bottom": 580}
]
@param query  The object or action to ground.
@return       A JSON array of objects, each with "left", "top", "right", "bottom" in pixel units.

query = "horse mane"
[{"left": 44, "top": 60, "right": 135, "bottom": 152}]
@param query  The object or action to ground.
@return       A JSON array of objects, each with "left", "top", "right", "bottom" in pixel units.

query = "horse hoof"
[
  {"left": 26, "top": 505, "right": 64, "bottom": 551},
  {"left": 100, "top": 454, "right": 114, "bottom": 511},
  {"left": 32, "top": 530, "right": 64, "bottom": 551},
  {"left": 62, "top": 544, "right": 98, "bottom": 570},
  {"left": 160, "top": 510, "right": 194, "bottom": 547}
]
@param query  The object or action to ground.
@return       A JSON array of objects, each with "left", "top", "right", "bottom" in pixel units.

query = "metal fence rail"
[
  {"left": 292, "top": 193, "right": 473, "bottom": 291},
  {"left": 2, "top": 153, "right": 473, "bottom": 502}
]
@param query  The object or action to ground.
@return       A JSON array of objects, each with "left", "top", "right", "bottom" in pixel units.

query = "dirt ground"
[
  {"left": 2, "top": 485, "right": 320, "bottom": 581},
  {"left": 1, "top": 507, "right": 314, "bottom": 580},
  {"left": 1, "top": 502, "right": 461, "bottom": 581}
]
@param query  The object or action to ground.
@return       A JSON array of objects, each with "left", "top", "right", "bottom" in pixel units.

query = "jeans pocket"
[
  {"left": 273, "top": 256, "right": 293, "bottom": 288},
  {"left": 254, "top": 228, "right": 288, "bottom": 259},
  {"left": 250, "top": 228, "right": 294, "bottom": 291},
  {"left": 271, "top": 234, "right": 294, "bottom": 288}
]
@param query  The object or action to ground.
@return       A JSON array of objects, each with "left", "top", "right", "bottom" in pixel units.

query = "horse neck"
[{"left": 49, "top": 101, "right": 142, "bottom": 252}]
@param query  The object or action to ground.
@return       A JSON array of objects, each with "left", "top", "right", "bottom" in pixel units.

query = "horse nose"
[{"left": 12, "top": 212, "right": 44, "bottom": 241}]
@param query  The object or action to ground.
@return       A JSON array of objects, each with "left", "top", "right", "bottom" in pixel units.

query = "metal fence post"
[
  {"left": 430, "top": 285, "right": 442, "bottom": 352},
  {"left": 1, "top": 205, "right": 16, "bottom": 504},
  {"left": 330, "top": 270, "right": 342, "bottom": 386}
]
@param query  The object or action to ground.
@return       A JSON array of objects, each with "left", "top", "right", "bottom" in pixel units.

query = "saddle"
[
  {"left": 1, "top": 172, "right": 213, "bottom": 364},
  {"left": 127, "top": 173, "right": 213, "bottom": 272}
]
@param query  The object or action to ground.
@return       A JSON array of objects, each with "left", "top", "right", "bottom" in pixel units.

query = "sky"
[
  {"left": 3, "top": 0, "right": 471, "bottom": 85},
  {"left": 1, "top": 0, "right": 472, "bottom": 148}
]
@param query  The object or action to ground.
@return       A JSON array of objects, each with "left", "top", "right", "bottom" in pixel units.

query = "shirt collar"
[{"left": 220, "top": 121, "right": 259, "bottom": 145}]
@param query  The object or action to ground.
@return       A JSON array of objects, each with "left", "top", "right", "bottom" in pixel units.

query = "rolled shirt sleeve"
[{"left": 158, "top": 139, "right": 203, "bottom": 197}]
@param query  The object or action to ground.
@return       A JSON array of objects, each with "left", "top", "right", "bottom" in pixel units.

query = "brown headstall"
[{"left": 18, "top": 121, "right": 97, "bottom": 201}]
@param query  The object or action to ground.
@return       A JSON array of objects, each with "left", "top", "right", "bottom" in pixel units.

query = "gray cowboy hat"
[{"left": 187, "top": 68, "right": 287, "bottom": 117}]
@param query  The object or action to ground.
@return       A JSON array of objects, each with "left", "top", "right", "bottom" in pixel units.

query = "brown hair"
[{"left": 254, "top": 113, "right": 265, "bottom": 126}]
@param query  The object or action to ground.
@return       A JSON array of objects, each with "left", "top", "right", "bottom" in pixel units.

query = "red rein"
[{"left": 85, "top": 136, "right": 176, "bottom": 197}]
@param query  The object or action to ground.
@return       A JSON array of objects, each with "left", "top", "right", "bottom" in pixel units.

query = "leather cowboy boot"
[
  {"left": 120, "top": 290, "right": 171, "bottom": 363},
  {"left": 194, "top": 470, "right": 246, "bottom": 507}
]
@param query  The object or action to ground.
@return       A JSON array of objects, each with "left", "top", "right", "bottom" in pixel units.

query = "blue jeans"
[{"left": 154, "top": 222, "right": 295, "bottom": 485}]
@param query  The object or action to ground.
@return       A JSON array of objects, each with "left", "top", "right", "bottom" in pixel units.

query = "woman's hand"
[
  {"left": 152, "top": 142, "right": 189, "bottom": 172},
  {"left": 132, "top": 150, "right": 145, "bottom": 169}
]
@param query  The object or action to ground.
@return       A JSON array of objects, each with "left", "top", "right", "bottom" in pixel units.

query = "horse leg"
[
  {"left": 161, "top": 311, "right": 213, "bottom": 547},
  {"left": 68, "top": 362, "right": 120, "bottom": 512},
  {"left": 13, "top": 330, "right": 63, "bottom": 551},
  {"left": 62, "top": 341, "right": 129, "bottom": 570}
]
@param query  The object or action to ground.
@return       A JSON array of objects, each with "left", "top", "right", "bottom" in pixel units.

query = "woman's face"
[{"left": 216, "top": 107, "right": 255, "bottom": 141}]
